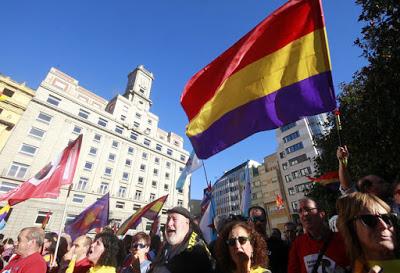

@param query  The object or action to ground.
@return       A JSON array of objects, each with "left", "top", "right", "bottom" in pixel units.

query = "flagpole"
[
  {"left": 52, "top": 184, "right": 73, "bottom": 268},
  {"left": 201, "top": 160, "right": 210, "bottom": 187}
]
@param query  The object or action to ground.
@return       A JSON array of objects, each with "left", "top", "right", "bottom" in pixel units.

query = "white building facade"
[
  {"left": 0, "top": 66, "right": 189, "bottom": 237},
  {"left": 275, "top": 114, "right": 328, "bottom": 220}
]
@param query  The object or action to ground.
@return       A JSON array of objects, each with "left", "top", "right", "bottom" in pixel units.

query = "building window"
[
  {"left": 280, "top": 122, "right": 296, "bottom": 132},
  {"left": 65, "top": 214, "right": 77, "bottom": 225},
  {"left": 128, "top": 147, "right": 134, "bottom": 154},
  {"left": 0, "top": 181, "right": 18, "bottom": 193},
  {"left": 177, "top": 200, "right": 183, "bottom": 206},
  {"left": 154, "top": 157, "right": 160, "bottom": 164},
  {"left": 284, "top": 175, "right": 291, "bottom": 183},
  {"left": 94, "top": 133, "right": 102, "bottom": 142},
  {"left": 300, "top": 167, "right": 312, "bottom": 176},
  {"left": 140, "top": 164, "right": 146, "bottom": 171},
  {"left": 149, "top": 193, "right": 156, "bottom": 202},
  {"left": 98, "top": 118, "right": 108, "bottom": 127},
  {"left": 165, "top": 173, "right": 170, "bottom": 180},
  {"left": 122, "top": 172, "right": 129, "bottom": 181},
  {"left": 37, "top": 112, "right": 52, "bottom": 124},
  {"left": 84, "top": 161, "right": 93, "bottom": 171},
  {"left": 291, "top": 201, "right": 299, "bottom": 211},
  {"left": 133, "top": 121, "right": 140, "bottom": 128},
  {"left": 285, "top": 142, "right": 304, "bottom": 154},
  {"left": 180, "top": 155, "right": 186, "bottom": 161},
  {"left": 279, "top": 152, "right": 285, "bottom": 159},
  {"left": 47, "top": 95, "right": 61, "bottom": 106},
  {"left": 99, "top": 182, "right": 109, "bottom": 194},
  {"left": 120, "top": 115, "right": 126, "bottom": 121},
  {"left": 135, "top": 113, "right": 142, "bottom": 119},
  {"left": 161, "top": 209, "right": 167, "bottom": 215},
  {"left": 108, "top": 153, "right": 116, "bottom": 162},
  {"left": 78, "top": 109, "right": 90, "bottom": 119},
  {"left": 151, "top": 180, "right": 157, "bottom": 188},
  {"left": 289, "top": 154, "right": 308, "bottom": 166},
  {"left": 142, "top": 152, "right": 148, "bottom": 160},
  {"left": 35, "top": 211, "right": 52, "bottom": 224},
  {"left": 134, "top": 190, "right": 142, "bottom": 200},
  {"left": 166, "top": 162, "right": 171, "bottom": 169},
  {"left": 76, "top": 177, "right": 88, "bottom": 191},
  {"left": 2, "top": 88, "right": 14, "bottom": 97},
  {"left": 144, "top": 138, "right": 151, "bottom": 146},
  {"left": 112, "top": 141, "right": 119, "bottom": 149},
  {"left": 164, "top": 184, "right": 169, "bottom": 191},
  {"left": 115, "top": 126, "right": 124, "bottom": 134},
  {"left": 116, "top": 201, "right": 125, "bottom": 209},
  {"left": 283, "top": 131, "right": 300, "bottom": 143},
  {"left": 125, "top": 159, "right": 132, "bottom": 166},
  {"left": 104, "top": 167, "right": 112, "bottom": 176},
  {"left": 19, "top": 143, "right": 38, "bottom": 156},
  {"left": 167, "top": 149, "right": 173, "bottom": 156},
  {"left": 7, "top": 162, "right": 29, "bottom": 179},
  {"left": 282, "top": 163, "right": 288, "bottom": 170},
  {"left": 130, "top": 132, "right": 138, "bottom": 141},
  {"left": 72, "top": 194, "right": 85, "bottom": 203},
  {"left": 288, "top": 187, "right": 296, "bottom": 195},
  {"left": 88, "top": 147, "right": 97, "bottom": 156},
  {"left": 118, "top": 186, "right": 127, "bottom": 198},
  {"left": 138, "top": 177, "right": 144, "bottom": 185},
  {"left": 156, "top": 144, "right": 162, "bottom": 151},
  {"left": 133, "top": 204, "right": 141, "bottom": 211},
  {"left": 28, "top": 127, "right": 45, "bottom": 139},
  {"left": 73, "top": 125, "right": 82, "bottom": 134},
  {"left": 153, "top": 169, "right": 158, "bottom": 176}
]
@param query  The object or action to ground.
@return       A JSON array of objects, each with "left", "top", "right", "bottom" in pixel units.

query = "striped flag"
[
  {"left": 181, "top": 0, "right": 335, "bottom": 159},
  {"left": 199, "top": 196, "right": 216, "bottom": 244},
  {"left": 175, "top": 151, "right": 202, "bottom": 190},
  {"left": 307, "top": 171, "right": 339, "bottom": 186},
  {"left": 0, "top": 205, "right": 11, "bottom": 230},
  {"left": 116, "top": 195, "right": 168, "bottom": 236}
]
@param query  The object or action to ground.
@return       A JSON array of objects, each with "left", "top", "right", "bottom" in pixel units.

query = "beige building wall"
[
  {"left": 0, "top": 66, "right": 190, "bottom": 238},
  {"left": 0, "top": 75, "right": 35, "bottom": 152},
  {"left": 251, "top": 154, "right": 291, "bottom": 233}
]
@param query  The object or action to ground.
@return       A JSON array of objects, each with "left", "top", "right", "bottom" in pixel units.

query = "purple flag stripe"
[{"left": 189, "top": 71, "right": 336, "bottom": 159}]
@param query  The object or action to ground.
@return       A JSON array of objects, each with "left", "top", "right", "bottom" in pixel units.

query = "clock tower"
[{"left": 124, "top": 65, "right": 154, "bottom": 111}]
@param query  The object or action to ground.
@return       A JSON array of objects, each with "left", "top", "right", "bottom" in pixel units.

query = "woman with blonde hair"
[{"left": 337, "top": 192, "right": 400, "bottom": 272}]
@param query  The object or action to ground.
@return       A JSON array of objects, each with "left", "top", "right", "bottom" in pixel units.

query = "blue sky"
[{"left": 1, "top": 1, "right": 365, "bottom": 199}]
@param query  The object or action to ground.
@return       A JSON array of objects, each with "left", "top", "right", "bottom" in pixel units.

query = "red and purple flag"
[
  {"left": 116, "top": 195, "right": 168, "bottom": 236},
  {"left": 307, "top": 171, "right": 339, "bottom": 186},
  {"left": 64, "top": 192, "right": 109, "bottom": 240},
  {"left": 0, "top": 135, "right": 82, "bottom": 205},
  {"left": 181, "top": 0, "right": 335, "bottom": 159}
]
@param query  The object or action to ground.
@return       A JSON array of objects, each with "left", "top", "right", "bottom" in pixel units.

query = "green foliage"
[
  {"left": 305, "top": 183, "right": 340, "bottom": 218},
  {"left": 308, "top": 0, "right": 400, "bottom": 200}
]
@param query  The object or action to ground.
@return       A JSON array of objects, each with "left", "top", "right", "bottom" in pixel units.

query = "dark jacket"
[{"left": 149, "top": 231, "right": 214, "bottom": 273}]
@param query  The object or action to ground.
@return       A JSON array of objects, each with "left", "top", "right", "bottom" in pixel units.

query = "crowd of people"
[{"left": 0, "top": 146, "right": 399, "bottom": 273}]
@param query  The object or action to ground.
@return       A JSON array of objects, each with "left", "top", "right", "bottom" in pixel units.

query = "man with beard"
[
  {"left": 148, "top": 207, "right": 214, "bottom": 273},
  {"left": 1, "top": 227, "right": 46, "bottom": 273},
  {"left": 287, "top": 198, "right": 349, "bottom": 273}
]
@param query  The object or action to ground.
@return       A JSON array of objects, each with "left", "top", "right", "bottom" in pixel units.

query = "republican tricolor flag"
[
  {"left": 181, "top": 0, "right": 335, "bottom": 159},
  {"left": 0, "top": 135, "right": 82, "bottom": 205}
]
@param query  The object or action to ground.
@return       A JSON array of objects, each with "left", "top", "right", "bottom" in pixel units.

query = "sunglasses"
[
  {"left": 250, "top": 216, "right": 266, "bottom": 222},
  {"left": 226, "top": 236, "right": 251, "bottom": 247},
  {"left": 353, "top": 214, "right": 394, "bottom": 229},
  {"left": 131, "top": 243, "right": 147, "bottom": 249}
]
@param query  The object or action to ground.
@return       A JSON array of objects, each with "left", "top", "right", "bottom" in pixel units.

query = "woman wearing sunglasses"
[
  {"left": 121, "top": 232, "right": 151, "bottom": 273},
  {"left": 215, "top": 220, "right": 270, "bottom": 273},
  {"left": 337, "top": 192, "right": 400, "bottom": 273}
]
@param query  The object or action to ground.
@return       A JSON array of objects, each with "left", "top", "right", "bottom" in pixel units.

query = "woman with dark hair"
[
  {"left": 337, "top": 192, "right": 400, "bottom": 273},
  {"left": 215, "top": 221, "right": 270, "bottom": 273},
  {"left": 2, "top": 238, "right": 14, "bottom": 262},
  {"left": 87, "top": 232, "right": 120, "bottom": 273}
]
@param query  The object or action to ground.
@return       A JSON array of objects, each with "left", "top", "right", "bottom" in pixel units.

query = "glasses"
[
  {"left": 298, "top": 207, "right": 318, "bottom": 214},
  {"left": 226, "top": 236, "right": 250, "bottom": 247},
  {"left": 353, "top": 214, "right": 394, "bottom": 229},
  {"left": 131, "top": 243, "right": 147, "bottom": 249},
  {"left": 249, "top": 216, "right": 266, "bottom": 223}
]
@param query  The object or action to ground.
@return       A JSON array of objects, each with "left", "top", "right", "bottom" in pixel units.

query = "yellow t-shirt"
[
  {"left": 250, "top": 266, "right": 271, "bottom": 273},
  {"left": 89, "top": 265, "right": 116, "bottom": 273}
]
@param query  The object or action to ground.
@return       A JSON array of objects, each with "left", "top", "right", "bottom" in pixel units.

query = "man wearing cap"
[{"left": 148, "top": 206, "right": 214, "bottom": 273}]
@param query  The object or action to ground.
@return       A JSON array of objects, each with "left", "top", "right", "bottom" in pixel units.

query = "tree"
[{"left": 308, "top": 1, "right": 400, "bottom": 199}]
